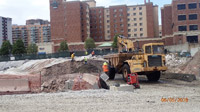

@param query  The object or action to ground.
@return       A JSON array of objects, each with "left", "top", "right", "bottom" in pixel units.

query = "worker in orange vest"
[
  {"left": 102, "top": 62, "right": 109, "bottom": 74},
  {"left": 91, "top": 50, "right": 95, "bottom": 57}
]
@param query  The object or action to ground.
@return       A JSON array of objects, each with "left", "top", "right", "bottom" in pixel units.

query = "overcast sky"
[{"left": 0, "top": 0, "right": 171, "bottom": 25}]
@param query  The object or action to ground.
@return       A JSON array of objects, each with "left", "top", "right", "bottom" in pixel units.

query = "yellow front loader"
[{"left": 104, "top": 35, "right": 167, "bottom": 81}]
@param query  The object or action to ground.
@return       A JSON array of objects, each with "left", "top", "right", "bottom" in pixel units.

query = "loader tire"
[
  {"left": 122, "top": 64, "right": 131, "bottom": 82},
  {"left": 108, "top": 67, "right": 115, "bottom": 80},
  {"left": 146, "top": 71, "right": 160, "bottom": 82}
]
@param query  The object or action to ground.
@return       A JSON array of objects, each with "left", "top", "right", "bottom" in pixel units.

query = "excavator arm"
[{"left": 117, "top": 35, "right": 134, "bottom": 52}]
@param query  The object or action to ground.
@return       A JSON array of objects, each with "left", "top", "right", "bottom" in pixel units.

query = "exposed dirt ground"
[{"left": 0, "top": 75, "right": 199, "bottom": 112}]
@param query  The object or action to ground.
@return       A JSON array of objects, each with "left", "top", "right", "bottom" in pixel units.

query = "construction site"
[{"left": 0, "top": 35, "right": 200, "bottom": 111}]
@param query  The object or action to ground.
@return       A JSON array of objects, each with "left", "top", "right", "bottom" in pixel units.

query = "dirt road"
[{"left": 0, "top": 76, "right": 200, "bottom": 112}]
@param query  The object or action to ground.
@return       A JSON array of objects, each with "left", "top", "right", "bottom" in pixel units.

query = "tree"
[
  {"left": 0, "top": 40, "right": 12, "bottom": 55},
  {"left": 84, "top": 38, "right": 96, "bottom": 49},
  {"left": 12, "top": 39, "right": 26, "bottom": 55},
  {"left": 59, "top": 41, "right": 68, "bottom": 52},
  {"left": 112, "top": 34, "right": 119, "bottom": 48},
  {"left": 27, "top": 44, "right": 38, "bottom": 54}
]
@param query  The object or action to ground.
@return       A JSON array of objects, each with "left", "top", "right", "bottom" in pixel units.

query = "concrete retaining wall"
[{"left": 0, "top": 79, "right": 30, "bottom": 92}]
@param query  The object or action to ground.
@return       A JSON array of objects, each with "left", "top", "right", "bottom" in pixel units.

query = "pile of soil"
[
  {"left": 73, "top": 64, "right": 100, "bottom": 73},
  {"left": 40, "top": 59, "right": 104, "bottom": 92},
  {"left": 179, "top": 51, "right": 200, "bottom": 76},
  {"left": 166, "top": 51, "right": 200, "bottom": 77}
]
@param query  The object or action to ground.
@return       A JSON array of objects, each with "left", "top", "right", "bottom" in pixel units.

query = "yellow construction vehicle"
[{"left": 104, "top": 35, "right": 167, "bottom": 81}]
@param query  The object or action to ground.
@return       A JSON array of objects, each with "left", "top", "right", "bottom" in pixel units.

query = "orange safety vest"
[{"left": 102, "top": 65, "right": 109, "bottom": 72}]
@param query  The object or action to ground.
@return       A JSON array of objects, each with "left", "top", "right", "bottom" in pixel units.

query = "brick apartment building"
[
  {"left": 50, "top": 0, "right": 159, "bottom": 51},
  {"left": 161, "top": 0, "right": 200, "bottom": 45},
  {"left": 0, "top": 16, "right": 13, "bottom": 48},
  {"left": 26, "top": 19, "right": 50, "bottom": 25},
  {"left": 12, "top": 22, "right": 51, "bottom": 47}
]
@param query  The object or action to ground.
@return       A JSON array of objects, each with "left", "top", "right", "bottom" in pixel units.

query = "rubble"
[
  {"left": 165, "top": 50, "right": 200, "bottom": 77},
  {"left": 0, "top": 56, "right": 106, "bottom": 93}
]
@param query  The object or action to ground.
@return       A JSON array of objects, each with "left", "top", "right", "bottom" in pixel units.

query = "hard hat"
[{"left": 103, "top": 62, "right": 108, "bottom": 65}]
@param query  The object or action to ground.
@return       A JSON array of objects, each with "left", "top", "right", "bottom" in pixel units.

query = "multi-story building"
[
  {"left": 50, "top": 0, "right": 159, "bottom": 51},
  {"left": 161, "top": 0, "right": 200, "bottom": 45},
  {"left": 0, "top": 16, "right": 13, "bottom": 48},
  {"left": 12, "top": 24, "right": 51, "bottom": 47},
  {"left": 26, "top": 19, "right": 50, "bottom": 25}
]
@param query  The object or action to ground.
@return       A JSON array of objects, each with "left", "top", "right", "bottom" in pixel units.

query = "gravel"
[{"left": 0, "top": 79, "right": 200, "bottom": 112}]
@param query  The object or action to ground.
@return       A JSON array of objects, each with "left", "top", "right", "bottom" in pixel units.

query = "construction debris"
[{"left": 166, "top": 50, "right": 200, "bottom": 77}]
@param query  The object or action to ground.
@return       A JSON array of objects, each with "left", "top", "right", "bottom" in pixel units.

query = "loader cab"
[{"left": 143, "top": 43, "right": 165, "bottom": 55}]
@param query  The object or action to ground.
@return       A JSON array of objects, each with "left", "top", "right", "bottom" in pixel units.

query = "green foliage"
[
  {"left": 27, "top": 44, "right": 38, "bottom": 54},
  {"left": 12, "top": 39, "right": 26, "bottom": 55},
  {"left": 0, "top": 40, "right": 12, "bottom": 55},
  {"left": 112, "top": 34, "right": 119, "bottom": 48},
  {"left": 84, "top": 38, "right": 96, "bottom": 49},
  {"left": 59, "top": 41, "right": 68, "bottom": 52}
]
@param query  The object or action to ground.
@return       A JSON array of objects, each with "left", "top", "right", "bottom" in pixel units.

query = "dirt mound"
[
  {"left": 166, "top": 51, "right": 200, "bottom": 77},
  {"left": 179, "top": 51, "right": 200, "bottom": 76},
  {"left": 73, "top": 64, "right": 100, "bottom": 73}
]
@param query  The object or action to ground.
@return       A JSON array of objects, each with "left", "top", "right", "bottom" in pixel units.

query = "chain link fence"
[{"left": 0, "top": 49, "right": 118, "bottom": 62}]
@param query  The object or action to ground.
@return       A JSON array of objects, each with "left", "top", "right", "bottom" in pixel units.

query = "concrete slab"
[
  {"left": 110, "top": 84, "right": 134, "bottom": 92},
  {"left": 0, "top": 79, "right": 30, "bottom": 92}
]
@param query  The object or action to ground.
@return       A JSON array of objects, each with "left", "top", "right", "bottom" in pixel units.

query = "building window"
[
  {"left": 107, "top": 20, "right": 110, "bottom": 23},
  {"left": 134, "top": 34, "right": 137, "bottom": 37},
  {"left": 119, "top": 8, "right": 123, "bottom": 12},
  {"left": 140, "top": 33, "right": 143, "bottom": 37},
  {"left": 134, "top": 23, "right": 137, "bottom": 26},
  {"left": 128, "top": 24, "right": 131, "bottom": 27},
  {"left": 140, "top": 28, "right": 143, "bottom": 31},
  {"left": 134, "top": 18, "right": 137, "bottom": 21},
  {"left": 120, "top": 24, "right": 124, "bottom": 27},
  {"left": 114, "top": 9, "right": 117, "bottom": 12},
  {"left": 120, "top": 18, "right": 123, "bottom": 22},
  {"left": 128, "top": 19, "right": 130, "bottom": 22},
  {"left": 139, "top": 7, "right": 142, "bottom": 10},
  {"left": 99, "top": 10, "right": 102, "bottom": 13},
  {"left": 114, "top": 24, "right": 117, "bottom": 28},
  {"left": 178, "top": 26, "right": 187, "bottom": 31},
  {"left": 139, "top": 12, "right": 142, "bottom": 15},
  {"left": 133, "top": 13, "right": 136, "bottom": 16},
  {"left": 189, "top": 14, "right": 197, "bottom": 20},
  {"left": 134, "top": 29, "right": 137, "bottom": 32},
  {"left": 127, "top": 8, "right": 130, "bottom": 11},
  {"left": 178, "top": 15, "right": 186, "bottom": 21},
  {"left": 107, "top": 25, "right": 110, "bottom": 28},
  {"left": 177, "top": 4, "right": 186, "bottom": 10},
  {"left": 187, "top": 36, "right": 198, "bottom": 43},
  {"left": 128, "top": 34, "right": 131, "bottom": 37},
  {"left": 114, "top": 14, "right": 117, "bottom": 17},
  {"left": 140, "top": 23, "right": 143, "bottom": 26},
  {"left": 188, "top": 3, "right": 197, "bottom": 9},
  {"left": 119, "top": 13, "right": 123, "bottom": 17},
  {"left": 139, "top": 18, "right": 142, "bottom": 21},
  {"left": 114, "top": 19, "right": 117, "bottom": 22},
  {"left": 107, "top": 30, "right": 110, "bottom": 33},
  {"left": 128, "top": 29, "right": 131, "bottom": 32},
  {"left": 121, "top": 29, "right": 124, "bottom": 32},
  {"left": 107, "top": 15, "right": 109, "bottom": 18},
  {"left": 189, "top": 25, "right": 198, "bottom": 31},
  {"left": 127, "top": 13, "right": 130, "bottom": 16},
  {"left": 133, "top": 7, "right": 136, "bottom": 10}
]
